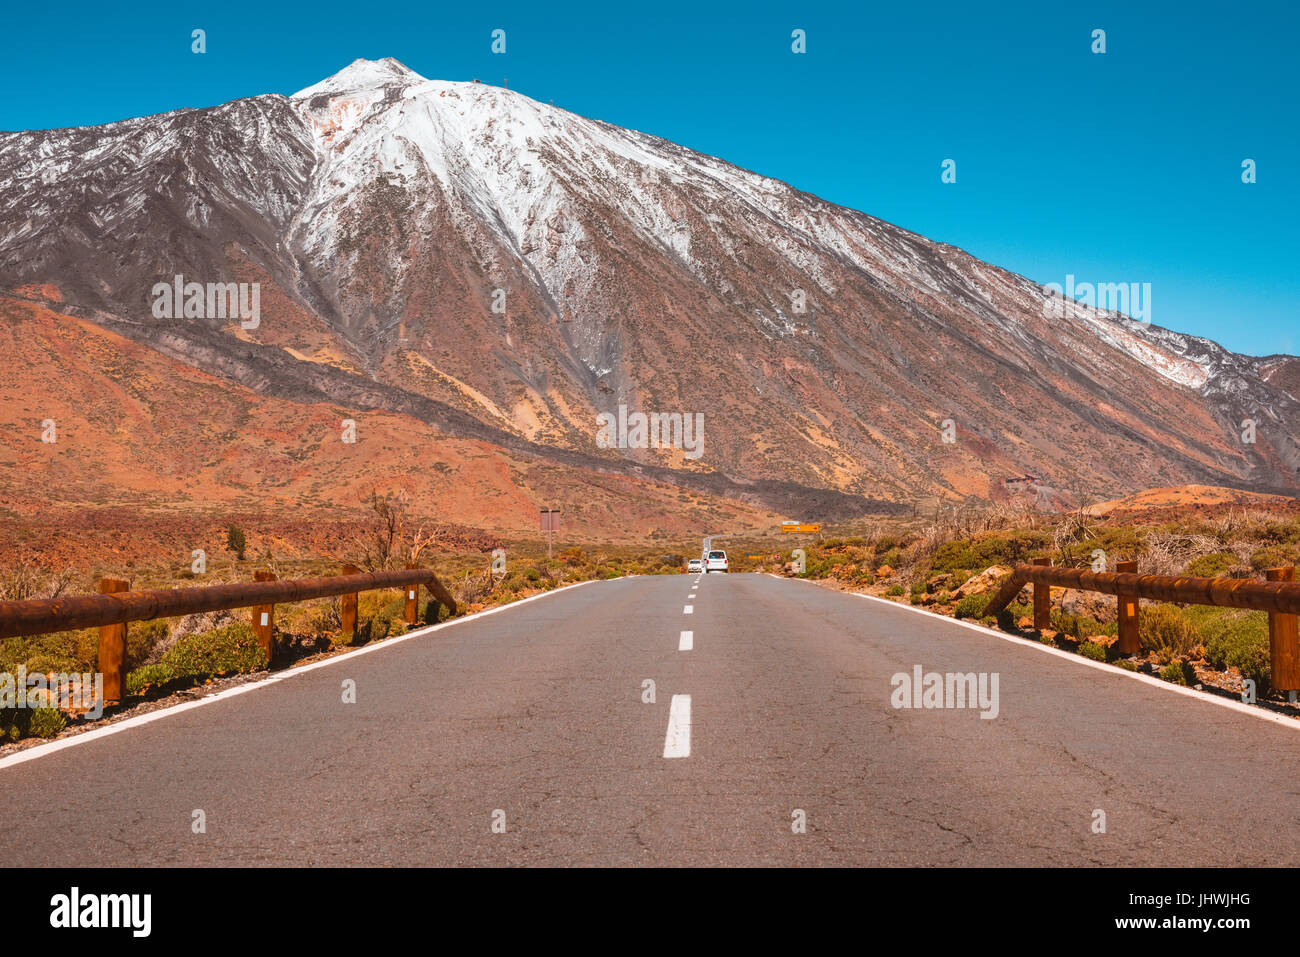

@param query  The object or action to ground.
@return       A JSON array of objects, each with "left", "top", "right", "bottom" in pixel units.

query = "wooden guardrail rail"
[
  {"left": 0, "top": 566, "right": 458, "bottom": 704},
  {"left": 985, "top": 560, "right": 1300, "bottom": 695}
]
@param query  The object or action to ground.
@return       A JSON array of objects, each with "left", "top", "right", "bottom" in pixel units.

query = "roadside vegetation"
[
  {"left": 1, "top": 499, "right": 1297, "bottom": 742},
  {"left": 0, "top": 535, "right": 686, "bottom": 742},
  {"left": 736, "top": 504, "right": 1300, "bottom": 704}
]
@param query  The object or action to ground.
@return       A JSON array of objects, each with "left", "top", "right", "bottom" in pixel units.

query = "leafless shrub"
[
  {"left": 455, "top": 568, "right": 496, "bottom": 606},
  {"left": 1208, "top": 508, "right": 1248, "bottom": 537},
  {"left": 1142, "top": 531, "right": 1226, "bottom": 576},
  {"left": 1143, "top": 535, "right": 1185, "bottom": 577},
  {"left": 0, "top": 552, "right": 75, "bottom": 602},
  {"left": 975, "top": 503, "right": 1020, "bottom": 534},
  {"left": 1052, "top": 509, "right": 1094, "bottom": 551},
  {"left": 351, "top": 488, "right": 441, "bottom": 571},
  {"left": 1229, "top": 538, "right": 1263, "bottom": 565}
]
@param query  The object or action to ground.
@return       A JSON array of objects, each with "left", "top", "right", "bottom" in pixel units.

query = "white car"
[
  {"left": 687, "top": 558, "right": 703, "bottom": 573},
  {"left": 704, "top": 550, "right": 728, "bottom": 573}
]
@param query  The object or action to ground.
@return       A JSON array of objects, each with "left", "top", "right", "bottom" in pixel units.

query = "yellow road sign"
[{"left": 780, "top": 524, "right": 821, "bottom": 533}]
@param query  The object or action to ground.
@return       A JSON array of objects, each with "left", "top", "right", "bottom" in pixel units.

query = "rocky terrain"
[{"left": 1, "top": 57, "right": 1296, "bottom": 543}]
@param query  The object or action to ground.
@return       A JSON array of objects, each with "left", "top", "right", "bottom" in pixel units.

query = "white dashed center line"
[
  {"left": 679, "top": 629, "right": 693, "bottom": 651},
  {"left": 683, "top": 604, "right": 694, "bottom": 614},
  {"left": 663, "top": 694, "right": 691, "bottom": 758}
]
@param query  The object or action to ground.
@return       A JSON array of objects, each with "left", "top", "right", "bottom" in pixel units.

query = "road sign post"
[{"left": 541, "top": 509, "right": 561, "bottom": 559}]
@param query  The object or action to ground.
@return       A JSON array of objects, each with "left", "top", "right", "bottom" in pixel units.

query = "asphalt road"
[{"left": 2, "top": 573, "right": 1296, "bottom": 866}]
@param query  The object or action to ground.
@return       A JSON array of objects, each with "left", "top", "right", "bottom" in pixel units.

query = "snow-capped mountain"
[{"left": 1, "top": 57, "right": 1296, "bottom": 511}]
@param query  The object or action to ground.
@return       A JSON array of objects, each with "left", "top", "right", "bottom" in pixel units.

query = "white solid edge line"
[
  {"left": 663, "top": 694, "right": 691, "bottom": 757},
  {"left": 0, "top": 577, "right": 613, "bottom": 772},
  {"left": 679, "top": 630, "right": 694, "bottom": 651},
  {"left": 765, "top": 573, "right": 1300, "bottom": 730}
]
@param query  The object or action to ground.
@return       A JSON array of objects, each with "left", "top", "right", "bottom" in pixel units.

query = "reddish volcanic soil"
[
  {"left": 0, "top": 296, "right": 779, "bottom": 570},
  {"left": 1085, "top": 484, "right": 1299, "bottom": 520}
]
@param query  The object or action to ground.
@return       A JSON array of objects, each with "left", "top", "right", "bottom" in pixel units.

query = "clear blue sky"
[{"left": 3, "top": 0, "right": 1295, "bottom": 356}]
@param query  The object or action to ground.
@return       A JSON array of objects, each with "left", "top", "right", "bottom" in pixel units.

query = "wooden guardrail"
[
  {"left": 0, "top": 565, "right": 458, "bottom": 705},
  {"left": 985, "top": 559, "right": 1300, "bottom": 694}
]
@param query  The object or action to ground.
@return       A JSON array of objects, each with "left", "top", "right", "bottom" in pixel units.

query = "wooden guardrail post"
[
  {"left": 97, "top": 577, "right": 129, "bottom": 705},
  {"left": 1265, "top": 567, "right": 1299, "bottom": 701},
  {"left": 404, "top": 563, "right": 420, "bottom": 625},
  {"left": 1116, "top": 560, "right": 1140, "bottom": 656},
  {"left": 252, "top": 570, "right": 276, "bottom": 663},
  {"left": 340, "top": 564, "right": 359, "bottom": 641},
  {"left": 1032, "top": 557, "right": 1052, "bottom": 630}
]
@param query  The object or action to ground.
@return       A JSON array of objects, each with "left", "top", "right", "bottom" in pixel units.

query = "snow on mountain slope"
[{"left": 0, "top": 58, "right": 1296, "bottom": 507}]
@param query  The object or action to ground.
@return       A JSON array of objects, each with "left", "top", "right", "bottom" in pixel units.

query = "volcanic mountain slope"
[
  {"left": 0, "top": 56, "right": 1296, "bottom": 515},
  {"left": 0, "top": 294, "right": 781, "bottom": 549}
]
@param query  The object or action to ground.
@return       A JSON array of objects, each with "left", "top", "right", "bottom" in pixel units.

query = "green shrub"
[
  {"left": 127, "top": 619, "right": 169, "bottom": 669},
  {"left": 1116, "top": 659, "right": 1138, "bottom": 671},
  {"left": 1199, "top": 609, "right": 1270, "bottom": 690},
  {"left": 126, "top": 664, "right": 175, "bottom": 696},
  {"left": 226, "top": 524, "right": 247, "bottom": 561},
  {"left": 4, "top": 628, "right": 93, "bottom": 676},
  {"left": 27, "top": 705, "right": 66, "bottom": 738},
  {"left": 1250, "top": 546, "right": 1291, "bottom": 571},
  {"left": 929, "top": 531, "right": 1050, "bottom": 577},
  {"left": 159, "top": 622, "right": 267, "bottom": 680},
  {"left": 996, "top": 600, "right": 1031, "bottom": 630},
  {"left": 1078, "top": 641, "right": 1107, "bottom": 662},
  {"left": 954, "top": 593, "right": 990, "bottom": 619},
  {"left": 1139, "top": 604, "right": 1199, "bottom": 660},
  {"left": 1185, "top": 553, "right": 1235, "bottom": 578},
  {"left": 1160, "top": 661, "right": 1195, "bottom": 685},
  {"left": 23, "top": 652, "right": 82, "bottom": 676},
  {"left": 1051, "top": 609, "right": 1116, "bottom": 640},
  {"left": 885, "top": 584, "right": 904, "bottom": 596}
]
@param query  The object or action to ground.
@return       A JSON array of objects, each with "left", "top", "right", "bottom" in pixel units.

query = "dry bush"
[
  {"left": 0, "top": 553, "right": 75, "bottom": 602},
  {"left": 454, "top": 568, "right": 496, "bottom": 606},
  {"left": 351, "top": 489, "right": 439, "bottom": 571},
  {"left": 905, "top": 514, "right": 959, "bottom": 568},
  {"left": 975, "top": 503, "right": 1021, "bottom": 534},
  {"left": 1143, "top": 531, "right": 1231, "bottom": 576},
  {"left": 303, "top": 598, "right": 342, "bottom": 635},
  {"left": 1208, "top": 509, "right": 1249, "bottom": 537},
  {"left": 1052, "top": 509, "right": 1097, "bottom": 559},
  {"left": 1229, "top": 538, "right": 1264, "bottom": 565}
]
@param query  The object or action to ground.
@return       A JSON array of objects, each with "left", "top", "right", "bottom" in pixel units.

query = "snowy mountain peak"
[
  {"left": 292, "top": 57, "right": 426, "bottom": 100},
  {"left": 2, "top": 61, "right": 1297, "bottom": 503}
]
